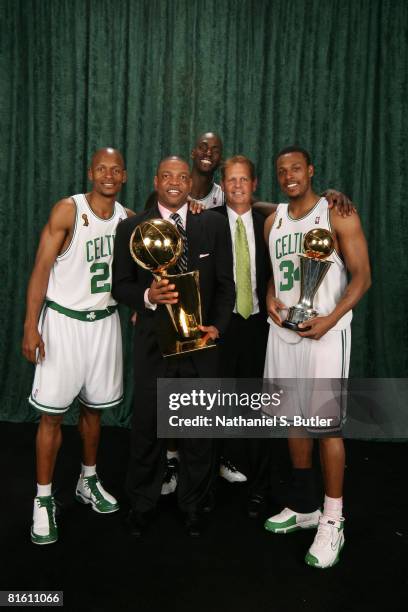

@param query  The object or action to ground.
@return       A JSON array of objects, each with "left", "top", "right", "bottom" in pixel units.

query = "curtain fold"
[{"left": 1, "top": 0, "right": 407, "bottom": 425}]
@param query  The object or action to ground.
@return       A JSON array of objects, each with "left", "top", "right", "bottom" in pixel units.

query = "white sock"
[
  {"left": 167, "top": 450, "right": 179, "bottom": 461},
  {"left": 37, "top": 483, "right": 52, "bottom": 497},
  {"left": 323, "top": 495, "right": 343, "bottom": 520},
  {"left": 81, "top": 464, "right": 96, "bottom": 477}
]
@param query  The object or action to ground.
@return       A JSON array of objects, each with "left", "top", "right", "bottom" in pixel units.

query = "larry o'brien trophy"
[
  {"left": 129, "top": 218, "right": 215, "bottom": 356},
  {"left": 282, "top": 228, "right": 335, "bottom": 331}
]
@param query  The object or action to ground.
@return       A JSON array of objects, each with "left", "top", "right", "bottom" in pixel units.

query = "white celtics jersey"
[
  {"left": 46, "top": 194, "right": 127, "bottom": 310},
  {"left": 196, "top": 182, "right": 225, "bottom": 209},
  {"left": 269, "top": 198, "right": 352, "bottom": 343}
]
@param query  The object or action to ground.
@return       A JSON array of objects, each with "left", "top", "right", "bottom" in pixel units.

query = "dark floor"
[{"left": 0, "top": 422, "right": 407, "bottom": 612}]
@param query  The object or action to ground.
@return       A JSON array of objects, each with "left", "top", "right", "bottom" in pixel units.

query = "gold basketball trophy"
[
  {"left": 129, "top": 218, "right": 215, "bottom": 356},
  {"left": 282, "top": 228, "right": 335, "bottom": 331}
]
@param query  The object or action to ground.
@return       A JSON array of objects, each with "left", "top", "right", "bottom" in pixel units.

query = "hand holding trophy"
[
  {"left": 129, "top": 218, "right": 215, "bottom": 356},
  {"left": 282, "top": 228, "right": 335, "bottom": 332}
]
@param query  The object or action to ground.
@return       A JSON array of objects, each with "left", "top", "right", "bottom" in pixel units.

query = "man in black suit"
[
  {"left": 112, "top": 156, "right": 235, "bottom": 536},
  {"left": 212, "top": 155, "right": 272, "bottom": 518}
]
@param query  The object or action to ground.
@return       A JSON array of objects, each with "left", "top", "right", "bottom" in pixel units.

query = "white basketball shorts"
[
  {"left": 29, "top": 307, "right": 123, "bottom": 415},
  {"left": 263, "top": 322, "right": 351, "bottom": 431}
]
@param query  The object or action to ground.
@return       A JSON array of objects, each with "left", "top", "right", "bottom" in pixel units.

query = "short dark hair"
[
  {"left": 156, "top": 155, "right": 190, "bottom": 176},
  {"left": 221, "top": 155, "right": 256, "bottom": 180},
  {"left": 275, "top": 146, "right": 312, "bottom": 166}
]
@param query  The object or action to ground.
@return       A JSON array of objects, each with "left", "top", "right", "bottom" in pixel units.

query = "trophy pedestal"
[
  {"left": 164, "top": 338, "right": 216, "bottom": 357},
  {"left": 282, "top": 305, "right": 316, "bottom": 332},
  {"left": 156, "top": 270, "right": 216, "bottom": 357}
]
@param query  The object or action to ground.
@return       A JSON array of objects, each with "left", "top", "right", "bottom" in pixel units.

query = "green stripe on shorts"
[
  {"left": 29, "top": 395, "right": 71, "bottom": 414},
  {"left": 78, "top": 395, "right": 124, "bottom": 409}
]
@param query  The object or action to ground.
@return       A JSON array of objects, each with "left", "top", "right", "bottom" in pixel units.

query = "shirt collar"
[
  {"left": 226, "top": 205, "right": 252, "bottom": 224},
  {"left": 158, "top": 202, "right": 188, "bottom": 226}
]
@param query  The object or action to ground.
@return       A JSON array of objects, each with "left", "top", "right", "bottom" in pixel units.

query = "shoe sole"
[
  {"left": 264, "top": 522, "right": 319, "bottom": 534},
  {"left": 305, "top": 540, "right": 345, "bottom": 569},
  {"left": 219, "top": 476, "right": 248, "bottom": 483},
  {"left": 30, "top": 528, "right": 57, "bottom": 545},
  {"left": 75, "top": 491, "right": 119, "bottom": 514}
]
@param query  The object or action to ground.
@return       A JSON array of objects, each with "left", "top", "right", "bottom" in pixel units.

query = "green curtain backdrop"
[{"left": 1, "top": 0, "right": 407, "bottom": 425}]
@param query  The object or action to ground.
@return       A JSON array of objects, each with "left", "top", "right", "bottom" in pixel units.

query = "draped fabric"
[{"left": 1, "top": 0, "right": 407, "bottom": 425}]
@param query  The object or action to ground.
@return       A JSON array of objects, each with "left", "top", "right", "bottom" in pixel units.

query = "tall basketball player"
[
  {"left": 263, "top": 146, "right": 371, "bottom": 568},
  {"left": 22, "top": 148, "right": 133, "bottom": 545}
]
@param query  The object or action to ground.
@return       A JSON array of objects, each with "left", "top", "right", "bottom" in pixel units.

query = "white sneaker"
[
  {"left": 75, "top": 474, "right": 119, "bottom": 513},
  {"left": 31, "top": 495, "right": 58, "bottom": 545},
  {"left": 219, "top": 459, "right": 247, "bottom": 483},
  {"left": 305, "top": 515, "right": 345, "bottom": 568},
  {"left": 264, "top": 507, "right": 321, "bottom": 534}
]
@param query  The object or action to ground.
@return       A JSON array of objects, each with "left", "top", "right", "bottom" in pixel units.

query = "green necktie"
[{"left": 235, "top": 216, "right": 253, "bottom": 319}]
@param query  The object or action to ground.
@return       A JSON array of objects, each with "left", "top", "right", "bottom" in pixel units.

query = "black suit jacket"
[
  {"left": 211, "top": 205, "right": 270, "bottom": 313},
  {"left": 112, "top": 205, "right": 235, "bottom": 377}
]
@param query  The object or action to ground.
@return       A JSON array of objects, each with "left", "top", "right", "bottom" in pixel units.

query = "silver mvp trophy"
[{"left": 282, "top": 228, "right": 335, "bottom": 331}]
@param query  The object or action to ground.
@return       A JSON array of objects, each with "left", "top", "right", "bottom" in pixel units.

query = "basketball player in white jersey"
[
  {"left": 263, "top": 146, "right": 371, "bottom": 568},
  {"left": 22, "top": 148, "right": 133, "bottom": 545},
  {"left": 190, "top": 132, "right": 225, "bottom": 208}
]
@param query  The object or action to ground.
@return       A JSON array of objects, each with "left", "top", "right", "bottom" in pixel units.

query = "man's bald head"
[
  {"left": 194, "top": 132, "right": 223, "bottom": 149},
  {"left": 90, "top": 147, "right": 125, "bottom": 169}
]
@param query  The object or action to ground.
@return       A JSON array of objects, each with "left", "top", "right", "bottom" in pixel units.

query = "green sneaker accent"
[
  {"left": 76, "top": 475, "right": 119, "bottom": 514},
  {"left": 31, "top": 496, "right": 58, "bottom": 545},
  {"left": 264, "top": 508, "right": 321, "bottom": 534},
  {"left": 264, "top": 514, "right": 299, "bottom": 533},
  {"left": 305, "top": 540, "right": 344, "bottom": 569},
  {"left": 304, "top": 517, "right": 345, "bottom": 568}
]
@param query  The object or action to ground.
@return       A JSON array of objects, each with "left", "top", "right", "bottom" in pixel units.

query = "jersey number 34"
[{"left": 279, "top": 260, "right": 300, "bottom": 292}]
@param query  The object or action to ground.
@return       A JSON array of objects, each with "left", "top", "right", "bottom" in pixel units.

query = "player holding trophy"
[{"left": 263, "top": 146, "right": 371, "bottom": 568}]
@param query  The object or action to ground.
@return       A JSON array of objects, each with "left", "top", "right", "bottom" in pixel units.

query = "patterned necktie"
[
  {"left": 170, "top": 212, "right": 188, "bottom": 273},
  {"left": 235, "top": 216, "right": 253, "bottom": 319}
]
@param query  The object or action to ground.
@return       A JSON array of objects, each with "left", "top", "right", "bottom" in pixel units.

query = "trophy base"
[
  {"left": 282, "top": 305, "right": 316, "bottom": 332},
  {"left": 282, "top": 319, "right": 306, "bottom": 331},
  {"left": 281, "top": 320, "right": 309, "bottom": 332},
  {"left": 163, "top": 337, "right": 216, "bottom": 357}
]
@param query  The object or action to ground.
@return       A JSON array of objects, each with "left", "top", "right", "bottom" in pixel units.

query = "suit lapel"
[
  {"left": 186, "top": 210, "right": 202, "bottom": 271},
  {"left": 216, "top": 205, "right": 229, "bottom": 219},
  {"left": 147, "top": 204, "right": 161, "bottom": 220},
  {"left": 252, "top": 211, "right": 265, "bottom": 292}
]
